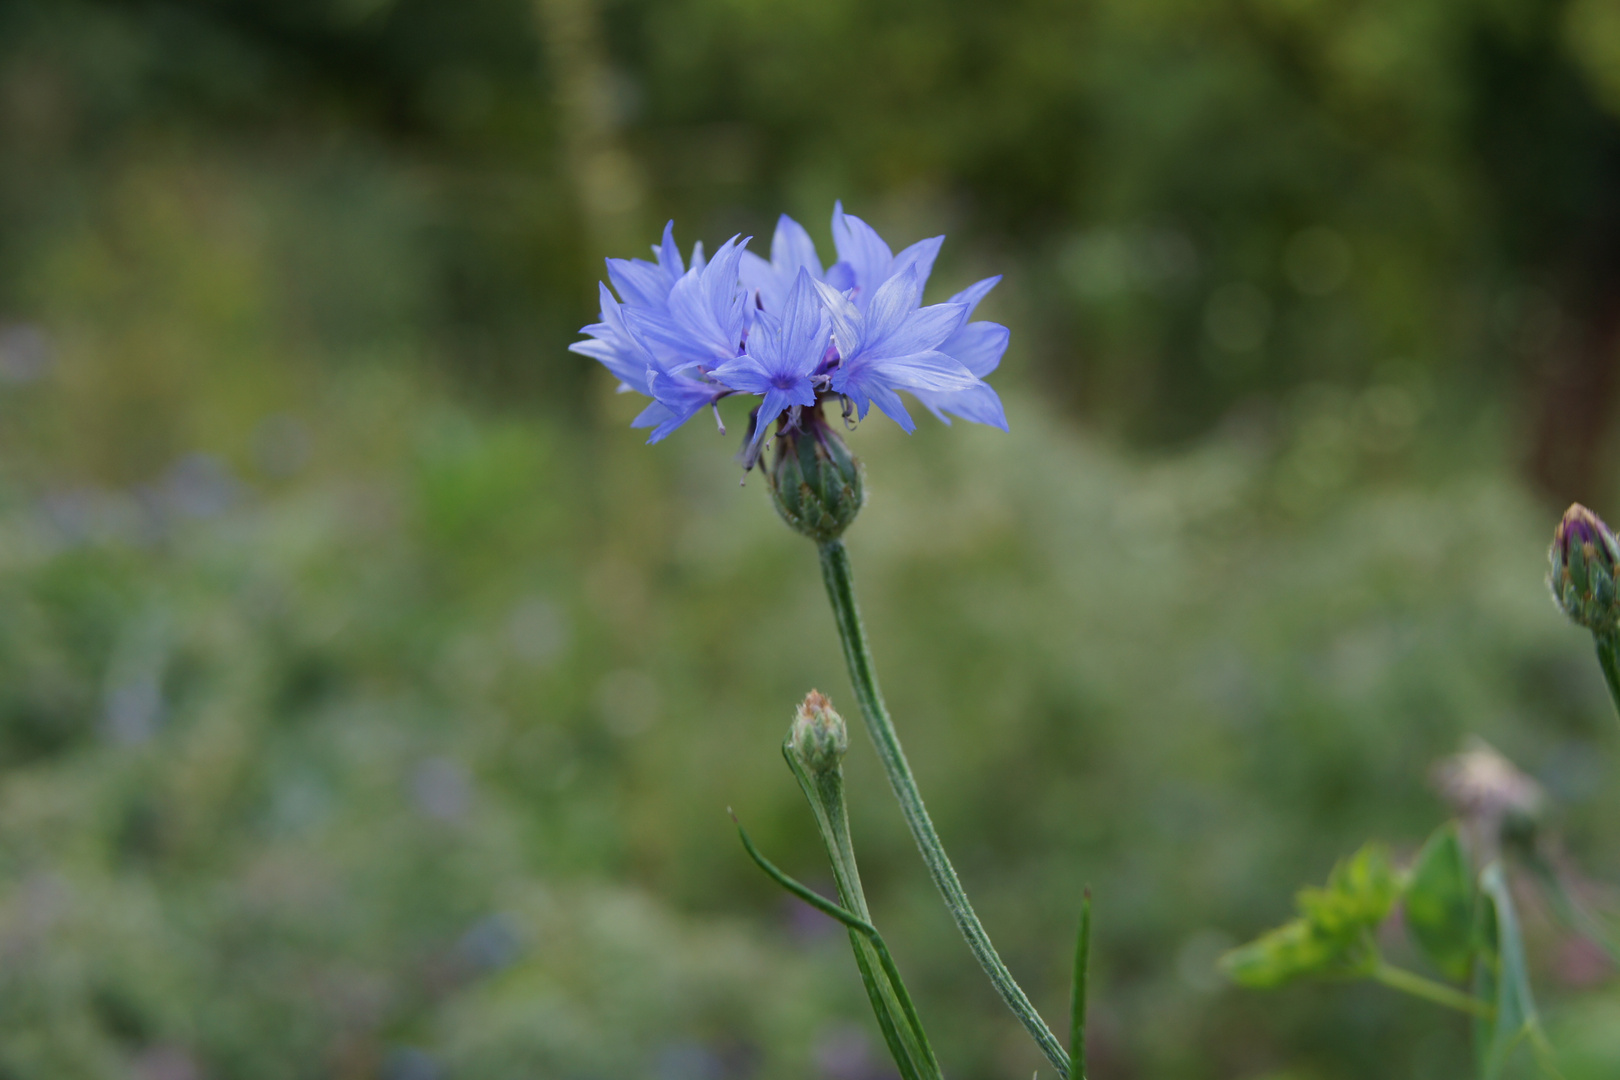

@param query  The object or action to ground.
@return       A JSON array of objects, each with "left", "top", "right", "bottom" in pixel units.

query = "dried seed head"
[{"left": 1432, "top": 737, "right": 1544, "bottom": 857}]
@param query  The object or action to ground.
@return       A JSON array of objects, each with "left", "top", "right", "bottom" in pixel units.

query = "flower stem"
[
  {"left": 780, "top": 747, "right": 941, "bottom": 1080},
  {"left": 817, "top": 539, "right": 1071, "bottom": 1077},
  {"left": 1070, "top": 891, "right": 1092, "bottom": 1080},
  {"left": 1372, "top": 962, "right": 1495, "bottom": 1019},
  {"left": 1594, "top": 631, "right": 1620, "bottom": 724}
]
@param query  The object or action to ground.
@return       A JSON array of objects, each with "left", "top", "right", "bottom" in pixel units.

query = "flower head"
[{"left": 571, "top": 204, "right": 1011, "bottom": 455}]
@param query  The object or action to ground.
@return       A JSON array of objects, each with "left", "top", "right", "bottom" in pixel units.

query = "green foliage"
[
  {"left": 1221, "top": 843, "right": 1398, "bottom": 988},
  {"left": 1404, "top": 823, "right": 1477, "bottom": 983}
]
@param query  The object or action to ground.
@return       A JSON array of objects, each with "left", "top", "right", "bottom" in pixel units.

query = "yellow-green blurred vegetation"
[{"left": 5, "top": 0, "right": 1620, "bottom": 1077}]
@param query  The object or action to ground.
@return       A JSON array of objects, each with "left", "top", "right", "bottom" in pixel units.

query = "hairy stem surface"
[{"left": 818, "top": 539, "right": 1070, "bottom": 1076}]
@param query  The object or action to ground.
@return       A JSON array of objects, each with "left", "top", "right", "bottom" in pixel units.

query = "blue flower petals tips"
[{"left": 572, "top": 204, "right": 1011, "bottom": 455}]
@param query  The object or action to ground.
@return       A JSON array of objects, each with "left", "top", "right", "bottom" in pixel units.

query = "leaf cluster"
[
  {"left": 1225, "top": 825, "right": 1570, "bottom": 1079},
  {"left": 1221, "top": 841, "right": 1403, "bottom": 988}
]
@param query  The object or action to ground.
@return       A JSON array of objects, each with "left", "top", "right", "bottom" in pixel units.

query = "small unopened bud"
[
  {"left": 767, "top": 406, "right": 865, "bottom": 542},
  {"left": 788, "top": 690, "right": 848, "bottom": 774},
  {"left": 1549, "top": 503, "right": 1620, "bottom": 632}
]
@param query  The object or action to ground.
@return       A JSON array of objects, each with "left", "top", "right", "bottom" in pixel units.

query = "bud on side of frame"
[{"left": 1549, "top": 503, "right": 1620, "bottom": 632}]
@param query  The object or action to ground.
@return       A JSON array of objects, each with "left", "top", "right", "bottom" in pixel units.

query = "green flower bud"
[
  {"left": 766, "top": 407, "right": 865, "bottom": 542},
  {"left": 788, "top": 689, "right": 848, "bottom": 775},
  {"left": 1548, "top": 503, "right": 1620, "bottom": 631}
]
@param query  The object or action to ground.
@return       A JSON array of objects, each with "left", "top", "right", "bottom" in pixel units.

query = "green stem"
[
  {"left": 781, "top": 747, "right": 941, "bottom": 1080},
  {"left": 1595, "top": 632, "right": 1620, "bottom": 724},
  {"left": 818, "top": 539, "right": 1070, "bottom": 1077},
  {"left": 1373, "top": 962, "right": 1496, "bottom": 1019},
  {"left": 735, "top": 812, "right": 937, "bottom": 1080},
  {"left": 1070, "top": 891, "right": 1092, "bottom": 1080}
]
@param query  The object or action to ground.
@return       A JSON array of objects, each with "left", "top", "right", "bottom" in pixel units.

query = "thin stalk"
[
  {"left": 1373, "top": 962, "right": 1496, "bottom": 1019},
  {"left": 734, "top": 816, "right": 939, "bottom": 1080},
  {"left": 1070, "top": 890, "right": 1092, "bottom": 1080},
  {"left": 818, "top": 539, "right": 1070, "bottom": 1076},
  {"left": 1595, "top": 632, "right": 1620, "bottom": 723},
  {"left": 781, "top": 747, "right": 941, "bottom": 1080}
]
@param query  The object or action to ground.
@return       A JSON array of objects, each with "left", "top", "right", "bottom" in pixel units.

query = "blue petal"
[
  {"left": 708, "top": 353, "right": 772, "bottom": 395},
  {"left": 606, "top": 256, "right": 673, "bottom": 311},
  {"left": 642, "top": 370, "right": 720, "bottom": 442},
  {"left": 662, "top": 234, "right": 751, "bottom": 365},
  {"left": 824, "top": 261, "right": 857, "bottom": 291},
  {"left": 947, "top": 275, "right": 1001, "bottom": 316},
  {"left": 577, "top": 282, "right": 663, "bottom": 392},
  {"left": 860, "top": 266, "right": 968, "bottom": 357},
  {"left": 891, "top": 235, "right": 944, "bottom": 294},
  {"left": 864, "top": 384, "right": 917, "bottom": 433},
  {"left": 831, "top": 202, "right": 893, "bottom": 299},
  {"left": 912, "top": 382, "right": 1009, "bottom": 431},
  {"left": 773, "top": 215, "right": 823, "bottom": 279},
  {"left": 776, "top": 267, "right": 831, "bottom": 365},
  {"left": 738, "top": 251, "right": 780, "bottom": 311},
  {"left": 865, "top": 349, "right": 979, "bottom": 392},
  {"left": 812, "top": 278, "right": 865, "bottom": 357},
  {"left": 940, "top": 321, "right": 1009, "bottom": 378},
  {"left": 749, "top": 387, "right": 811, "bottom": 450},
  {"left": 656, "top": 221, "right": 685, "bottom": 277},
  {"left": 864, "top": 265, "right": 925, "bottom": 337},
  {"left": 739, "top": 215, "right": 827, "bottom": 315}
]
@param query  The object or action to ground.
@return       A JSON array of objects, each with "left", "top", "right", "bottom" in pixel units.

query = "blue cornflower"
[
  {"left": 572, "top": 205, "right": 1011, "bottom": 451},
  {"left": 709, "top": 269, "right": 833, "bottom": 452}
]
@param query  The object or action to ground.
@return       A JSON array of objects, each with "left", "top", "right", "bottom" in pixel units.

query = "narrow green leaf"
[
  {"left": 732, "top": 815, "right": 875, "bottom": 935},
  {"left": 1404, "top": 823, "right": 1476, "bottom": 982},
  {"left": 732, "top": 815, "right": 942, "bottom": 1080},
  {"left": 1477, "top": 862, "right": 1562, "bottom": 1080}
]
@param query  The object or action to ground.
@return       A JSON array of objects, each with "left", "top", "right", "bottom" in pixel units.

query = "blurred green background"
[{"left": 4, "top": 0, "right": 1620, "bottom": 1077}]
